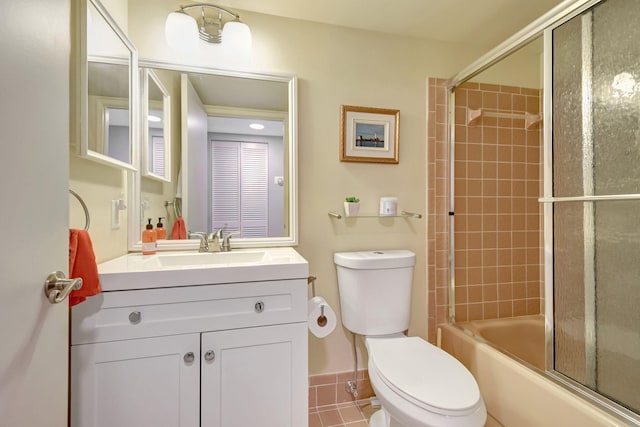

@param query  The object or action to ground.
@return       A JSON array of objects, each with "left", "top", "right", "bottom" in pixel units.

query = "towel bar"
[{"left": 70, "top": 189, "right": 90, "bottom": 231}]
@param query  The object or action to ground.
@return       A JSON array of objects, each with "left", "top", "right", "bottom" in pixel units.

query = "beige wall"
[{"left": 72, "top": 0, "right": 490, "bottom": 375}]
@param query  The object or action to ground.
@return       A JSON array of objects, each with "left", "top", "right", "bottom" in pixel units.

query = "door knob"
[
  {"left": 255, "top": 301, "right": 265, "bottom": 313},
  {"left": 184, "top": 352, "right": 195, "bottom": 364},
  {"left": 204, "top": 350, "right": 215, "bottom": 362},
  {"left": 43, "top": 271, "right": 83, "bottom": 304},
  {"left": 128, "top": 311, "right": 142, "bottom": 324}
]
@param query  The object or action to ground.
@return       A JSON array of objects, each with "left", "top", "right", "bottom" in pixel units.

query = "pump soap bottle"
[
  {"left": 142, "top": 218, "right": 157, "bottom": 255},
  {"left": 156, "top": 217, "right": 167, "bottom": 240}
]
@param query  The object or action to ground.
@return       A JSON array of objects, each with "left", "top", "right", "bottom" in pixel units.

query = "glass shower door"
[{"left": 551, "top": 0, "right": 640, "bottom": 417}]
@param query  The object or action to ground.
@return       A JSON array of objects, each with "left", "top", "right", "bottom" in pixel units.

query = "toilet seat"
[{"left": 367, "top": 336, "right": 483, "bottom": 417}]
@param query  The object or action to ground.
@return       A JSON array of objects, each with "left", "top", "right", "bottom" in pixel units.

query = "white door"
[
  {"left": 200, "top": 323, "right": 308, "bottom": 427},
  {"left": 210, "top": 140, "right": 270, "bottom": 237},
  {"left": 71, "top": 334, "right": 201, "bottom": 427},
  {"left": 0, "top": 1, "right": 71, "bottom": 426}
]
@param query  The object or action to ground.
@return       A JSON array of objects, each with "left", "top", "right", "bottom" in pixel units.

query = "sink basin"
[
  {"left": 156, "top": 251, "right": 267, "bottom": 267},
  {"left": 97, "top": 247, "right": 309, "bottom": 291}
]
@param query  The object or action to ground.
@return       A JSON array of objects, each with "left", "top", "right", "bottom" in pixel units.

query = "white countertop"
[{"left": 98, "top": 247, "right": 309, "bottom": 291}]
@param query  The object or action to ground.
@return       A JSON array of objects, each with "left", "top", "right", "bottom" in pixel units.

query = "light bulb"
[
  {"left": 222, "top": 20, "right": 252, "bottom": 55},
  {"left": 165, "top": 12, "right": 199, "bottom": 50}
]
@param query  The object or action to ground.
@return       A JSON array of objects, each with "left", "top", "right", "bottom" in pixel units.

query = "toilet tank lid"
[{"left": 334, "top": 250, "right": 416, "bottom": 269}]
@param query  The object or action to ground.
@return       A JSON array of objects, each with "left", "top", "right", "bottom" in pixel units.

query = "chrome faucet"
[
  {"left": 207, "top": 229, "right": 224, "bottom": 252},
  {"left": 188, "top": 229, "right": 233, "bottom": 252},
  {"left": 187, "top": 232, "right": 209, "bottom": 252}
]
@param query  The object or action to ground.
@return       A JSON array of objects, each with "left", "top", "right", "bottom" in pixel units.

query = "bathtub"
[
  {"left": 440, "top": 318, "right": 625, "bottom": 427},
  {"left": 456, "top": 315, "right": 545, "bottom": 371}
]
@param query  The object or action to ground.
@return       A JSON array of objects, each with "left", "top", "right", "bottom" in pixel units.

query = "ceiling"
[{"left": 211, "top": 0, "right": 566, "bottom": 48}]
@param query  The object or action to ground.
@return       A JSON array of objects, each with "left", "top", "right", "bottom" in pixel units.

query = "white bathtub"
[{"left": 440, "top": 319, "right": 625, "bottom": 427}]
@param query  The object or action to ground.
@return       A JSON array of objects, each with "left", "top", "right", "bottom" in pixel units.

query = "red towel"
[
  {"left": 69, "top": 229, "right": 101, "bottom": 306},
  {"left": 171, "top": 216, "right": 187, "bottom": 240}
]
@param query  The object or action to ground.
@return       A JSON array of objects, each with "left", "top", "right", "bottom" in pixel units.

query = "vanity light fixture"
[
  {"left": 165, "top": 3, "right": 251, "bottom": 51},
  {"left": 249, "top": 123, "right": 265, "bottom": 130}
]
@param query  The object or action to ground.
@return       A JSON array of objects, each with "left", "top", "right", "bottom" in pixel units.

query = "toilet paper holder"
[
  {"left": 317, "top": 305, "right": 328, "bottom": 327},
  {"left": 308, "top": 275, "right": 317, "bottom": 297},
  {"left": 308, "top": 276, "right": 328, "bottom": 326}
]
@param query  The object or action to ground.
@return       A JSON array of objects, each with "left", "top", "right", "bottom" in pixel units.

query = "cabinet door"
[
  {"left": 201, "top": 323, "right": 308, "bottom": 427},
  {"left": 71, "top": 334, "right": 200, "bottom": 427}
]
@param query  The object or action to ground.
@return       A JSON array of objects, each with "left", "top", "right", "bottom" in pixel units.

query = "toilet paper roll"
[{"left": 307, "top": 296, "right": 337, "bottom": 338}]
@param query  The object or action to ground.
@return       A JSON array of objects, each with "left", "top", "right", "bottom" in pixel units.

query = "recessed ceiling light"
[
  {"left": 148, "top": 115, "right": 162, "bottom": 122},
  {"left": 249, "top": 123, "right": 265, "bottom": 130}
]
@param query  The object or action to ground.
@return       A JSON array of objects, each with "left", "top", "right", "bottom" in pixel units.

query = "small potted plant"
[{"left": 344, "top": 196, "right": 360, "bottom": 217}]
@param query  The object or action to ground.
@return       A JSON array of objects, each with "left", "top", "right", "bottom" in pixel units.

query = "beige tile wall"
[
  {"left": 309, "top": 370, "right": 374, "bottom": 408},
  {"left": 427, "top": 79, "right": 544, "bottom": 338},
  {"left": 427, "top": 78, "right": 450, "bottom": 341}
]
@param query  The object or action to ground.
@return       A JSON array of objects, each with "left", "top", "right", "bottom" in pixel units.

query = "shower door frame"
[{"left": 446, "top": 0, "right": 640, "bottom": 424}]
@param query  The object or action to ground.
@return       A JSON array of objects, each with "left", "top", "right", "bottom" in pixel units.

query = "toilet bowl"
[
  {"left": 366, "top": 336, "right": 486, "bottom": 427},
  {"left": 334, "top": 250, "right": 486, "bottom": 427}
]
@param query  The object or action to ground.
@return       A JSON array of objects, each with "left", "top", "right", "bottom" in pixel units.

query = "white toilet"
[{"left": 334, "top": 250, "right": 486, "bottom": 427}]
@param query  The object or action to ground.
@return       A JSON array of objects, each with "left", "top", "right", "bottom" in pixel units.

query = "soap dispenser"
[
  {"left": 156, "top": 217, "right": 167, "bottom": 240},
  {"left": 142, "top": 218, "right": 157, "bottom": 255}
]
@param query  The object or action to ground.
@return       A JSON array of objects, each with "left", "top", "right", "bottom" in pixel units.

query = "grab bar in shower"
[
  {"left": 69, "top": 189, "right": 90, "bottom": 231},
  {"left": 466, "top": 107, "right": 542, "bottom": 129},
  {"left": 539, "top": 193, "right": 640, "bottom": 203}
]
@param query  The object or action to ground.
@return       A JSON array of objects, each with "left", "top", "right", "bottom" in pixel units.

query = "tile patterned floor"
[{"left": 309, "top": 400, "right": 377, "bottom": 427}]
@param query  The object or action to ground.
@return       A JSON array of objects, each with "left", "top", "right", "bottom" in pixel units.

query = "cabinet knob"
[
  {"left": 204, "top": 350, "right": 215, "bottom": 362},
  {"left": 254, "top": 301, "right": 265, "bottom": 313},
  {"left": 183, "top": 352, "right": 195, "bottom": 364},
  {"left": 128, "top": 311, "right": 142, "bottom": 324}
]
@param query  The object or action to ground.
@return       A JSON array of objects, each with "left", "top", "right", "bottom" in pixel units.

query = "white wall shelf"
[{"left": 328, "top": 211, "right": 422, "bottom": 219}]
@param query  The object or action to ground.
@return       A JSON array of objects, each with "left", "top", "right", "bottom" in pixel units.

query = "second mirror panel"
[{"left": 142, "top": 68, "right": 171, "bottom": 182}]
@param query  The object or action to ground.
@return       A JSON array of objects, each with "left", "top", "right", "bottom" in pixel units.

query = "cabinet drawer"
[{"left": 72, "top": 279, "right": 306, "bottom": 345}]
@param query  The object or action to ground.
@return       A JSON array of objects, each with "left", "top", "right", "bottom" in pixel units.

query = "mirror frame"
[
  {"left": 129, "top": 60, "right": 298, "bottom": 251},
  {"left": 142, "top": 68, "right": 172, "bottom": 182},
  {"left": 93, "top": 95, "right": 129, "bottom": 162},
  {"left": 78, "top": 0, "right": 138, "bottom": 171}
]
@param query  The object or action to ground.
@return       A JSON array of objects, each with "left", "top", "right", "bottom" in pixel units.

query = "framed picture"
[{"left": 340, "top": 105, "right": 400, "bottom": 164}]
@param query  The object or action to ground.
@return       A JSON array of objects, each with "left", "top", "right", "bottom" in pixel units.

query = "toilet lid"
[{"left": 368, "top": 337, "right": 481, "bottom": 415}]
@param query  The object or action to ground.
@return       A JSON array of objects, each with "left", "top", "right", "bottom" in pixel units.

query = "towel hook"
[{"left": 69, "top": 189, "right": 90, "bottom": 231}]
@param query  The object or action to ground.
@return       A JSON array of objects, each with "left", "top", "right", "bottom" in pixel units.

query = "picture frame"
[{"left": 340, "top": 105, "right": 400, "bottom": 164}]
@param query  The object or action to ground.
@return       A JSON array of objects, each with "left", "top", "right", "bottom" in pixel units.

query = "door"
[
  {"left": 201, "top": 323, "right": 308, "bottom": 427},
  {"left": 71, "top": 334, "right": 200, "bottom": 427},
  {"left": 0, "top": 1, "right": 71, "bottom": 426},
  {"left": 210, "top": 140, "right": 269, "bottom": 237},
  {"left": 551, "top": 0, "right": 640, "bottom": 417}
]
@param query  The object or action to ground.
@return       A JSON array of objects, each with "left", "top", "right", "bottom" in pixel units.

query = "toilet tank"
[{"left": 334, "top": 250, "right": 416, "bottom": 336}]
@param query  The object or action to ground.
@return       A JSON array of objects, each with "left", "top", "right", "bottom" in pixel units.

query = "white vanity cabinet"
[
  {"left": 71, "top": 274, "right": 308, "bottom": 427},
  {"left": 200, "top": 323, "right": 307, "bottom": 427},
  {"left": 71, "top": 334, "right": 201, "bottom": 427}
]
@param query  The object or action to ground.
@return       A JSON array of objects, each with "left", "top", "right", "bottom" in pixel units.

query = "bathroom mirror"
[
  {"left": 142, "top": 68, "right": 171, "bottom": 182},
  {"left": 78, "top": 0, "right": 138, "bottom": 171},
  {"left": 131, "top": 61, "right": 297, "bottom": 250}
]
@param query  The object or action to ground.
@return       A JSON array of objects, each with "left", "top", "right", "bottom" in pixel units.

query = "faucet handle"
[
  {"left": 187, "top": 231, "right": 209, "bottom": 252},
  {"left": 221, "top": 231, "right": 240, "bottom": 251},
  {"left": 208, "top": 228, "right": 224, "bottom": 240}
]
